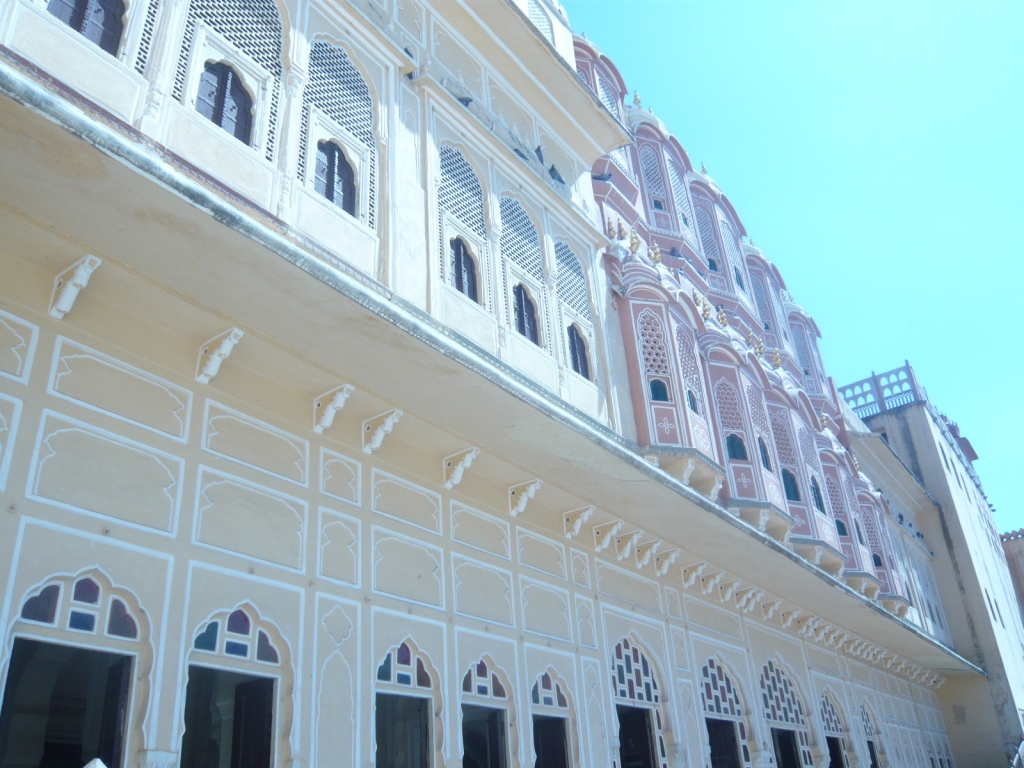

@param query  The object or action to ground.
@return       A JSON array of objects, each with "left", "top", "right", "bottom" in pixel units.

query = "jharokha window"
[
  {"left": 726, "top": 433, "right": 747, "bottom": 461},
  {"left": 196, "top": 62, "right": 253, "bottom": 145},
  {"left": 315, "top": 141, "right": 356, "bottom": 215},
  {"left": 513, "top": 283, "right": 539, "bottom": 344},
  {"left": 451, "top": 238, "right": 479, "bottom": 302},
  {"left": 47, "top": 0, "right": 124, "bottom": 55}
]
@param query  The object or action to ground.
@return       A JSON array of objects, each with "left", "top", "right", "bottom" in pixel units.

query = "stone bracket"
[
  {"left": 49, "top": 254, "right": 101, "bottom": 319},
  {"left": 509, "top": 479, "right": 542, "bottom": 517},
  {"left": 614, "top": 529, "right": 642, "bottom": 561},
  {"left": 594, "top": 520, "right": 624, "bottom": 552},
  {"left": 363, "top": 409, "right": 402, "bottom": 454},
  {"left": 443, "top": 447, "right": 480, "bottom": 489},
  {"left": 654, "top": 549, "right": 679, "bottom": 576},
  {"left": 634, "top": 539, "right": 660, "bottom": 569},
  {"left": 313, "top": 384, "right": 354, "bottom": 434},
  {"left": 195, "top": 327, "right": 244, "bottom": 384},
  {"left": 563, "top": 506, "right": 595, "bottom": 539}
]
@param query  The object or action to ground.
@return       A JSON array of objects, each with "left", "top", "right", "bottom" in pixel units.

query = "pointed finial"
[
  {"left": 747, "top": 329, "right": 756, "bottom": 347},
  {"left": 607, "top": 218, "right": 616, "bottom": 238},
  {"left": 821, "top": 412, "right": 828, "bottom": 429},
  {"left": 772, "top": 348, "right": 782, "bottom": 369},
  {"left": 651, "top": 241, "right": 662, "bottom": 263},
  {"left": 617, "top": 219, "right": 627, "bottom": 240},
  {"left": 749, "top": 237, "right": 755, "bottom": 246},
  {"left": 717, "top": 306, "right": 728, "bottom": 327},
  {"left": 853, "top": 455, "right": 861, "bottom": 471},
  {"left": 692, "top": 289, "right": 701, "bottom": 305},
  {"left": 633, "top": 91, "right": 641, "bottom": 106},
  {"left": 629, "top": 229, "right": 640, "bottom": 255},
  {"left": 701, "top": 298, "right": 711, "bottom": 321},
  {"left": 757, "top": 339, "right": 766, "bottom": 357},
  {"left": 701, "top": 162, "right": 707, "bottom": 174}
]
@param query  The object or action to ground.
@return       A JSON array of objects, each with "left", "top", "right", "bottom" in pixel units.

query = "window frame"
[
  {"left": 726, "top": 433, "right": 748, "bottom": 462},
  {"left": 512, "top": 282, "right": 542, "bottom": 345},
  {"left": 305, "top": 106, "right": 371, "bottom": 226},
  {"left": 566, "top": 322, "right": 590, "bottom": 380},
  {"left": 450, "top": 236, "right": 480, "bottom": 303},
  {"left": 183, "top": 23, "right": 271, "bottom": 154}
]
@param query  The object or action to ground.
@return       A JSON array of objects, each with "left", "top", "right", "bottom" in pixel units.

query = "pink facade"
[{"left": 575, "top": 37, "right": 910, "bottom": 610}]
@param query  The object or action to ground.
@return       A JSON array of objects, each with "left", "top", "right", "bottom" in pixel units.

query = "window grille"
[
  {"left": 611, "top": 639, "right": 659, "bottom": 704},
  {"left": 714, "top": 379, "right": 744, "bottom": 431},
  {"left": 769, "top": 410, "right": 796, "bottom": 465},
  {"left": 820, "top": 694, "right": 844, "bottom": 736},
  {"left": 439, "top": 145, "right": 486, "bottom": 237},
  {"left": 695, "top": 203, "right": 721, "bottom": 266},
  {"left": 719, "top": 219, "right": 747, "bottom": 291},
  {"left": 554, "top": 241, "right": 591, "bottom": 321},
  {"left": 527, "top": 0, "right": 553, "bottom": 43},
  {"left": 798, "top": 428, "right": 822, "bottom": 473},
  {"left": 746, "top": 384, "right": 770, "bottom": 436},
  {"left": 667, "top": 161, "right": 693, "bottom": 231},
  {"left": 758, "top": 661, "right": 812, "bottom": 766},
  {"left": 793, "top": 328, "right": 813, "bottom": 377},
  {"left": 300, "top": 41, "right": 377, "bottom": 229},
  {"left": 639, "top": 145, "right": 667, "bottom": 199},
  {"left": 676, "top": 328, "right": 704, "bottom": 412},
  {"left": 135, "top": 0, "right": 159, "bottom": 73},
  {"left": 598, "top": 78, "right": 619, "bottom": 116},
  {"left": 770, "top": 284, "right": 789, "bottom": 341},
  {"left": 463, "top": 659, "right": 507, "bottom": 699},
  {"left": 637, "top": 310, "right": 668, "bottom": 375},
  {"left": 532, "top": 672, "right": 568, "bottom": 709},
  {"left": 700, "top": 659, "right": 743, "bottom": 718},
  {"left": 751, "top": 273, "right": 773, "bottom": 330},
  {"left": 609, "top": 147, "right": 635, "bottom": 181},
  {"left": 172, "top": 0, "right": 282, "bottom": 161},
  {"left": 826, "top": 475, "right": 845, "bottom": 517},
  {"left": 377, "top": 642, "right": 432, "bottom": 689},
  {"left": 499, "top": 197, "right": 543, "bottom": 281}
]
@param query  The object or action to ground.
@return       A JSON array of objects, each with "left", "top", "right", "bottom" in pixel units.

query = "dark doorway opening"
[
  {"left": 376, "top": 693, "right": 430, "bottom": 768},
  {"left": 462, "top": 704, "right": 507, "bottom": 768},
  {"left": 826, "top": 736, "right": 845, "bottom": 768},
  {"left": 616, "top": 705, "right": 655, "bottom": 768},
  {"left": 532, "top": 715, "right": 568, "bottom": 768},
  {"left": 771, "top": 728, "right": 801, "bottom": 768},
  {"left": 705, "top": 718, "right": 742, "bottom": 768},
  {"left": 866, "top": 741, "right": 881, "bottom": 768},
  {"left": 180, "top": 665, "right": 274, "bottom": 768},
  {"left": 0, "top": 637, "right": 132, "bottom": 768}
]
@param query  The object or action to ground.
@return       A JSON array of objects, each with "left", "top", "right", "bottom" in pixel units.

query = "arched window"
[
  {"left": 514, "top": 284, "right": 539, "bottom": 344},
  {"left": 531, "top": 671, "right": 572, "bottom": 768},
  {"left": 47, "top": 0, "right": 124, "bottom": 54},
  {"left": 554, "top": 242, "right": 591, "bottom": 322},
  {"left": 611, "top": 638, "right": 668, "bottom": 768},
  {"left": 687, "top": 390, "right": 699, "bottom": 414},
  {"left": 872, "top": 553, "right": 883, "bottom": 568},
  {"left": 451, "top": 238, "right": 478, "bottom": 302},
  {"left": 733, "top": 266, "right": 746, "bottom": 292},
  {"left": 835, "top": 520, "right": 849, "bottom": 537},
  {"left": 782, "top": 470, "right": 801, "bottom": 502},
  {"left": 568, "top": 324, "right": 590, "bottom": 380},
  {"left": 758, "top": 437, "right": 772, "bottom": 472},
  {"left": 461, "top": 658, "right": 513, "bottom": 768},
  {"left": 196, "top": 62, "right": 253, "bottom": 144},
  {"left": 810, "top": 477, "right": 826, "bottom": 513},
  {"left": 855, "top": 520, "right": 866, "bottom": 546},
  {"left": 315, "top": 141, "right": 356, "bottom": 214},
  {"left": 700, "top": 659, "right": 753, "bottom": 768},
  {"left": 649, "top": 379, "right": 669, "bottom": 402},
  {"left": 759, "top": 661, "right": 813, "bottom": 768},
  {"left": 376, "top": 642, "right": 435, "bottom": 768},
  {"left": 726, "top": 434, "right": 747, "bottom": 461}
]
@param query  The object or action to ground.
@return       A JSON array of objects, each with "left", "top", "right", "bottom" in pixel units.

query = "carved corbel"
[
  {"left": 797, "top": 616, "right": 820, "bottom": 638},
  {"left": 700, "top": 571, "right": 724, "bottom": 596},
  {"left": 564, "top": 506, "right": 595, "bottom": 539},
  {"left": 443, "top": 447, "right": 480, "bottom": 489},
  {"left": 594, "top": 521, "right": 624, "bottom": 552},
  {"left": 509, "top": 479, "right": 542, "bottom": 517},
  {"left": 362, "top": 409, "right": 402, "bottom": 454},
  {"left": 736, "top": 587, "right": 763, "bottom": 613},
  {"left": 654, "top": 549, "right": 679, "bottom": 576},
  {"left": 762, "top": 599, "right": 783, "bottom": 621},
  {"left": 49, "top": 255, "right": 101, "bottom": 319},
  {"left": 708, "top": 475, "right": 723, "bottom": 502},
  {"left": 615, "top": 530, "right": 643, "bottom": 561},
  {"left": 313, "top": 384, "right": 354, "bottom": 434},
  {"left": 781, "top": 608, "right": 802, "bottom": 629},
  {"left": 634, "top": 540, "right": 660, "bottom": 569},
  {"left": 719, "top": 579, "right": 741, "bottom": 603},
  {"left": 195, "top": 327, "right": 244, "bottom": 384},
  {"left": 682, "top": 561, "right": 707, "bottom": 589}
]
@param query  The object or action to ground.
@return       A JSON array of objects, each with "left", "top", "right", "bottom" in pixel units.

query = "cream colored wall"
[{"left": 0, "top": 243, "right": 953, "bottom": 768}]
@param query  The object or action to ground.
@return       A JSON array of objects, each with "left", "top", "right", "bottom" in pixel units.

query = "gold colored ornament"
[
  {"left": 853, "top": 455, "right": 861, "bottom": 471},
  {"left": 651, "top": 241, "right": 662, "bottom": 264},
  {"left": 629, "top": 229, "right": 640, "bottom": 255},
  {"left": 749, "top": 237, "right": 755, "bottom": 246},
  {"left": 692, "top": 289, "right": 701, "bottom": 305},
  {"left": 701, "top": 162, "right": 708, "bottom": 174},
  {"left": 772, "top": 348, "right": 782, "bottom": 369},
  {"left": 607, "top": 218, "right": 615, "bottom": 238},
  {"left": 757, "top": 339, "right": 766, "bottom": 357},
  {"left": 617, "top": 220, "right": 627, "bottom": 240},
  {"left": 747, "top": 330, "right": 756, "bottom": 347},
  {"left": 701, "top": 299, "right": 711, "bottom": 321},
  {"left": 717, "top": 306, "right": 728, "bottom": 327},
  {"left": 821, "top": 412, "right": 828, "bottom": 429},
  {"left": 633, "top": 91, "right": 641, "bottom": 106}
]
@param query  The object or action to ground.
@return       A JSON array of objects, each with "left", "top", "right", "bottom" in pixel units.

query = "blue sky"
[{"left": 560, "top": 0, "right": 1024, "bottom": 531}]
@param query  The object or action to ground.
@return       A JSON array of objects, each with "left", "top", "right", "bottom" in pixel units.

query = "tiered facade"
[{"left": 0, "top": 0, "right": 1019, "bottom": 767}]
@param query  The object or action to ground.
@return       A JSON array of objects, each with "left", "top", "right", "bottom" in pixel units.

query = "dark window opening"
[
  {"left": 47, "top": 0, "right": 124, "bottom": 55},
  {"left": 616, "top": 706, "right": 656, "bottom": 768},
  {"left": 782, "top": 470, "right": 801, "bottom": 502},
  {"left": 568, "top": 325, "right": 590, "bottom": 380},
  {"left": 196, "top": 62, "right": 253, "bottom": 145},
  {"left": 705, "top": 718, "right": 742, "bottom": 768},
  {"left": 180, "top": 665, "right": 273, "bottom": 768},
  {"left": 652, "top": 199, "right": 665, "bottom": 211},
  {"left": 315, "top": 141, "right": 356, "bottom": 215},
  {"left": 462, "top": 704, "right": 507, "bottom": 768},
  {"left": 733, "top": 267, "right": 745, "bottom": 292},
  {"left": 649, "top": 379, "right": 669, "bottom": 402},
  {"left": 0, "top": 638, "right": 132, "bottom": 768},
  {"left": 835, "top": 520, "right": 849, "bottom": 537},
  {"left": 450, "top": 238, "right": 478, "bottom": 303},
  {"left": 532, "top": 715, "right": 568, "bottom": 768},
  {"left": 376, "top": 693, "right": 430, "bottom": 768},
  {"left": 866, "top": 742, "right": 881, "bottom": 768},
  {"left": 686, "top": 390, "right": 699, "bottom": 414},
  {"left": 758, "top": 437, "right": 772, "bottom": 472},
  {"left": 726, "top": 434, "right": 747, "bottom": 461},
  {"left": 513, "top": 284, "right": 539, "bottom": 345},
  {"left": 707, "top": 258, "right": 719, "bottom": 272},
  {"left": 810, "top": 477, "right": 826, "bottom": 513},
  {"left": 855, "top": 521, "right": 866, "bottom": 546},
  {"left": 771, "top": 728, "right": 801, "bottom": 768},
  {"left": 872, "top": 553, "right": 883, "bottom": 568},
  {"left": 826, "top": 736, "right": 845, "bottom": 768}
]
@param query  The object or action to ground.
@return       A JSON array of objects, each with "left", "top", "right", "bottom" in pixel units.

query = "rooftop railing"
[{"left": 840, "top": 362, "right": 923, "bottom": 419}]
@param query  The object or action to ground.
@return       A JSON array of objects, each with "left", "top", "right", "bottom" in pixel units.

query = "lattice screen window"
[
  {"left": 667, "top": 161, "right": 693, "bottom": 231},
  {"left": 793, "top": 327, "right": 811, "bottom": 371},
  {"left": 820, "top": 694, "right": 844, "bottom": 735},
  {"left": 299, "top": 41, "right": 378, "bottom": 230},
  {"left": 746, "top": 384, "right": 771, "bottom": 437},
  {"left": 637, "top": 310, "right": 669, "bottom": 375},
  {"left": 719, "top": 218, "right": 748, "bottom": 292},
  {"left": 751, "top": 273, "right": 774, "bottom": 330},
  {"left": 700, "top": 659, "right": 742, "bottom": 718},
  {"left": 860, "top": 704, "right": 877, "bottom": 739},
  {"left": 527, "top": 0, "right": 553, "bottom": 43},
  {"left": 798, "top": 428, "right": 822, "bottom": 474},
  {"left": 639, "top": 145, "right": 668, "bottom": 210},
  {"left": 609, "top": 147, "right": 635, "bottom": 181},
  {"left": 695, "top": 203, "right": 721, "bottom": 268},
  {"left": 714, "top": 379, "right": 744, "bottom": 431},
  {"left": 554, "top": 241, "right": 591, "bottom": 322},
  {"left": 598, "top": 77, "right": 620, "bottom": 117},
  {"left": 439, "top": 145, "right": 486, "bottom": 236},
  {"left": 173, "top": 0, "right": 283, "bottom": 161},
  {"left": 499, "top": 197, "right": 544, "bottom": 282},
  {"left": 135, "top": 0, "right": 160, "bottom": 74},
  {"left": 825, "top": 475, "right": 845, "bottom": 518},
  {"left": 759, "top": 661, "right": 814, "bottom": 766},
  {"left": 676, "top": 328, "right": 704, "bottom": 412}
]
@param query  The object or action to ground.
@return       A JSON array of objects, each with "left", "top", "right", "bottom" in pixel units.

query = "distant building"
[
  {"left": 1000, "top": 531, "right": 1024, "bottom": 626},
  {"left": 0, "top": 1, "right": 1020, "bottom": 768}
]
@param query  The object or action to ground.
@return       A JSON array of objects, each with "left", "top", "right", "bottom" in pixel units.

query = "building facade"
[{"left": 0, "top": 1, "right": 1019, "bottom": 768}]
